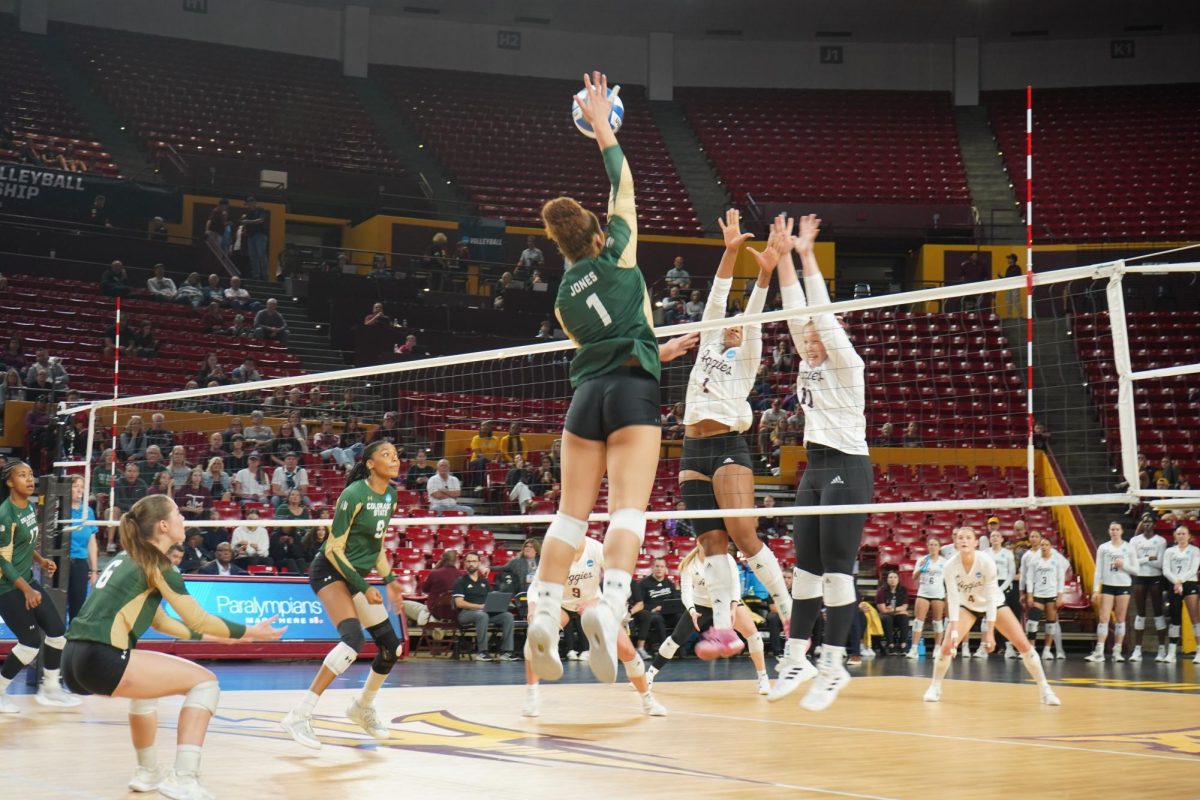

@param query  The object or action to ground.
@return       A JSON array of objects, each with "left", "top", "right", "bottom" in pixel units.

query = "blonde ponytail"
[{"left": 120, "top": 494, "right": 173, "bottom": 581}]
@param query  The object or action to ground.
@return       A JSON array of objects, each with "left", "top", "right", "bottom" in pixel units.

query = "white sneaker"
[
  {"left": 1193, "top": 651, "right": 1200, "bottom": 665},
  {"left": 860, "top": 646, "right": 875, "bottom": 659},
  {"left": 641, "top": 692, "right": 667, "bottom": 717},
  {"left": 572, "top": 650, "right": 589, "bottom": 662},
  {"left": 564, "top": 650, "right": 579, "bottom": 661},
  {"left": 923, "top": 684, "right": 941, "bottom": 703},
  {"left": 972, "top": 648, "right": 988, "bottom": 658},
  {"left": 581, "top": 605, "right": 619, "bottom": 684},
  {"left": 526, "top": 616, "right": 564, "bottom": 681},
  {"left": 1004, "top": 643, "right": 1018, "bottom": 659},
  {"left": 35, "top": 683, "right": 82, "bottom": 708},
  {"left": 1084, "top": 649, "right": 1105, "bottom": 662},
  {"left": 1055, "top": 650, "right": 1067, "bottom": 660},
  {"left": 1128, "top": 646, "right": 1142, "bottom": 662},
  {"left": 522, "top": 687, "right": 540, "bottom": 718},
  {"left": 0, "top": 694, "right": 19, "bottom": 714},
  {"left": 801, "top": 653, "right": 851, "bottom": 712},
  {"left": 156, "top": 771, "right": 215, "bottom": 800},
  {"left": 959, "top": 643, "right": 970, "bottom": 658},
  {"left": 1112, "top": 652, "right": 1126, "bottom": 663},
  {"left": 1041, "top": 648, "right": 1053, "bottom": 661},
  {"left": 756, "top": 674, "right": 771, "bottom": 695},
  {"left": 1156, "top": 645, "right": 1168, "bottom": 662},
  {"left": 905, "top": 646, "right": 919, "bottom": 660},
  {"left": 346, "top": 699, "right": 389, "bottom": 739},
  {"left": 279, "top": 708, "right": 322, "bottom": 750},
  {"left": 645, "top": 666, "right": 658, "bottom": 691},
  {"left": 767, "top": 658, "right": 818, "bottom": 702},
  {"left": 1162, "top": 650, "right": 1177, "bottom": 664},
  {"left": 1040, "top": 687, "right": 1062, "bottom": 706},
  {"left": 128, "top": 766, "right": 168, "bottom": 792}
]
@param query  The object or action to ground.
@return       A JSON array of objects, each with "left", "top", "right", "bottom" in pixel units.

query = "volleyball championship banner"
[
  {"left": 456, "top": 215, "right": 506, "bottom": 264},
  {"left": 0, "top": 164, "right": 182, "bottom": 223}
]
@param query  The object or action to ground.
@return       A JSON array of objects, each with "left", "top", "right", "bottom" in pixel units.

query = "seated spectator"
[
  {"left": 222, "top": 417, "right": 246, "bottom": 448},
  {"left": 254, "top": 298, "right": 289, "bottom": 343},
  {"left": 226, "top": 278, "right": 261, "bottom": 315},
  {"left": 662, "top": 402, "right": 685, "bottom": 440},
  {"left": 370, "top": 412, "right": 402, "bottom": 447},
  {"left": 1032, "top": 421, "right": 1052, "bottom": 451},
  {"left": 202, "top": 274, "right": 226, "bottom": 306},
  {"left": 230, "top": 356, "right": 261, "bottom": 384},
  {"left": 166, "top": 544, "right": 185, "bottom": 572},
  {"left": 25, "top": 348, "right": 69, "bottom": 390},
  {"left": 498, "top": 421, "right": 527, "bottom": 466},
  {"left": 466, "top": 420, "right": 501, "bottom": 488},
  {"left": 421, "top": 549, "right": 461, "bottom": 622},
  {"left": 269, "top": 423, "right": 307, "bottom": 466},
  {"left": 529, "top": 269, "right": 547, "bottom": 290},
  {"left": 1154, "top": 455, "right": 1180, "bottom": 489},
  {"left": 663, "top": 499, "right": 695, "bottom": 538},
  {"left": 54, "top": 141, "right": 88, "bottom": 173},
  {"left": 196, "top": 353, "right": 229, "bottom": 386},
  {"left": 505, "top": 454, "right": 536, "bottom": 513},
  {"left": 271, "top": 451, "right": 309, "bottom": 507},
  {"left": 175, "top": 273, "right": 205, "bottom": 307},
  {"left": 517, "top": 235, "right": 544, "bottom": 273},
  {"left": 665, "top": 256, "right": 690, "bottom": 289},
  {"left": 180, "top": 531, "right": 213, "bottom": 574},
  {"left": 427, "top": 459, "right": 473, "bottom": 515},
  {"left": 534, "top": 320, "right": 554, "bottom": 340},
  {"left": 175, "top": 468, "right": 214, "bottom": 520},
  {"left": 140, "top": 444, "right": 167, "bottom": 484},
  {"left": 363, "top": 303, "right": 391, "bottom": 327},
  {"left": 275, "top": 488, "right": 312, "bottom": 538},
  {"left": 300, "top": 526, "right": 328, "bottom": 566},
  {"left": 658, "top": 285, "right": 679, "bottom": 311},
  {"left": 113, "top": 461, "right": 148, "bottom": 516},
  {"left": 226, "top": 314, "right": 252, "bottom": 338},
  {"left": 0, "top": 367, "right": 24, "bottom": 415},
  {"left": 270, "top": 527, "right": 307, "bottom": 574},
  {"left": 772, "top": 340, "right": 796, "bottom": 372},
  {"left": 285, "top": 408, "right": 309, "bottom": 441},
  {"left": 872, "top": 422, "right": 898, "bottom": 447},
  {"left": 127, "top": 320, "right": 160, "bottom": 358},
  {"left": 197, "top": 542, "right": 248, "bottom": 576},
  {"left": 663, "top": 298, "right": 688, "bottom": 325},
  {"left": 230, "top": 509, "right": 271, "bottom": 568},
  {"left": 90, "top": 448, "right": 118, "bottom": 506},
  {"left": 500, "top": 539, "right": 540, "bottom": 592},
  {"left": 875, "top": 570, "right": 911, "bottom": 654},
  {"left": 101, "top": 260, "right": 131, "bottom": 297},
  {"left": 233, "top": 452, "right": 271, "bottom": 501},
  {"left": 452, "top": 551, "right": 516, "bottom": 661},
  {"left": 201, "top": 302, "right": 227, "bottom": 334},
  {"left": 758, "top": 398, "right": 786, "bottom": 458},
  {"left": 146, "top": 470, "right": 174, "bottom": 498},
  {"left": 756, "top": 495, "right": 785, "bottom": 539},
  {"left": 148, "top": 217, "right": 169, "bottom": 242},
  {"left": 224, "top": 435, "right": 250, "bottom": 472},
  {"left": 243, "top": 410, "right": 275, "bottom": 449},
  {"left": 175, "top": 381, "right": 204, "bottom": 413},
  {"left": 146, "top": 263, "right": 177, "bottom": 301},
  {"left": 684, "top": 290, "right": 705, "bottom": 320},
  {"left": 23, "top": 368, "right": 55, "bottom": 402},
  {"left": 0, "top": 336, "right": 25, "bottom": 371},
  {"left": 202, "top": 456, "right": 233, "bottom": 500},
  {"left": 405, "top": 448, "right": 435, "bottom": 491},
  {"left": 262, "top": 386, "right": 288, "bottom": 414},
  {"left": 314, "top": 417, "right": 362, "bottom": 470},
  {"left": 117, "top": 415, "right": 149, "bottom": 462},
  {"left": 394, "top": 334, "right": 420, "bottom": 356},
  {"left": 902, "top": 421, "right": 923, "bottom": 448}
]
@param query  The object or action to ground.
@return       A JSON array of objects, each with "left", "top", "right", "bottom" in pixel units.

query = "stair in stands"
[
  {"left": 29, "top": 29, "right": 159, "bottom": 181},
  {"left": 953, "top": 106, "right": 1022, "bottom": 243},
  {"left": 237, "top": 277, "right": 350, "bottom": 375},
  {"left": 647, "top": 100, "right": 730, "bottom": 236}
]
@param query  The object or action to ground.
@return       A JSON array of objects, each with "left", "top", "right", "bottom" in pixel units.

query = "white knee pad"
[
  {"left": 822, "top": 573, "right": 856, "bottom": 607},
  {"left": 1169, "top": 624, "right": 1181, "bottom": 639},
  {"left": 322, "top": 641, "right": 358, "bottom": 677},
  {"left": 1096, "top": 622, "right": 1109, "bottom": 637},
  {"left": 792, "top": 569, "right": 822, "bottom": 600},
  {"left": 43, "top": 635, "right": 66, "bottom": 651},
  {"left": 129, "top": 699, "right": 158, "bottom": 716},
  {"left": 182, "top": 681, "right": 220, "bottom": 714},
  {"left": 912, "top": 619, "right": 925, "bottom": 635},
  {"left": 545, "top": 512, "right": 588, "bottom": 549},
  {"left": 932, "top": 620, "right": 945, "bottom": 634},
  {"left": 623, "top": 654, "right": 646, "bottom": 679},
  {"left": 607, "top": 508, "right": 647, "bottom": 545},
  {"left": 747, "top": 633, "right": 764, "bottom": 655},
  {"left": 1155, "top": 616, "right": 1167, "bottom": 631},
  {"left": 1134, "top": 615, "right": 1145, "bottom": 631},
  {"left": 1114, "top": 623, "right": 1126, "bottom": 637},
  {"left": 9, "top": 643, "right": 38, "bottom": 665},
  {"left": 658, "top": 637, "right": 679, "bottom": 660}
]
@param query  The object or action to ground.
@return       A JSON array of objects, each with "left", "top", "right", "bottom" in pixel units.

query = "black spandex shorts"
[
  {"left": 1033, "top": 595, "right": 1059, "bottom": 604},
  {"left": 564, "top": 367, "right": 661, "bottom": 442},
  {"left": 1101, "top": 584, "right": 1132, "bottom": 597},
  {"left": 61, "top": 639, "right": 130, "bottom": 697},
  {"left": 308, "top": 551, "right": 356, "bottom": 595},
  {"left": 1133, "top": 576, "right": 1165, "bottom": 588},
  {"left": 1178, "top": 581, "right": 1199, "bottom": 597},
  {"left": 681, "top": 432, "right": 754, "bottom": 477}
]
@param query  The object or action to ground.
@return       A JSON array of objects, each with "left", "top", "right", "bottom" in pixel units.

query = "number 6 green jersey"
[
  {"left": 554, "top": 144, "right": 660, "bottom": 388},
  {"left": 323, "top": 480, "right": 398, "bottom": 594}
]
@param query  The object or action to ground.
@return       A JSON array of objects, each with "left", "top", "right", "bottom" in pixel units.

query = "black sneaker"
[{"left": 473, "top": 653, "right": 494, "bottom": 662}]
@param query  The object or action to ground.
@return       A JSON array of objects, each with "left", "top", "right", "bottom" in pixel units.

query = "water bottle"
[{"left": 918, "top": 638, "right": 926, "bottom": 657}]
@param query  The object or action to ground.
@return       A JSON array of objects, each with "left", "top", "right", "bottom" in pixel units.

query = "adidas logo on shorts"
[
  {"left": 722, "top": 457, "right": 735, "bottom": 464},
  {"left": 830, "top": 475, "right": 845, "bottom": 485}
]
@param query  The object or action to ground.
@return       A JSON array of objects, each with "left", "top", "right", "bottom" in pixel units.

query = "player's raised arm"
[{"left": 793, "top": 214, "right": 861, "bottom": 369}]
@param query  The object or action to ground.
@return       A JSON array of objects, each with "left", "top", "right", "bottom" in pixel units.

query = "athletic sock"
[
  {"left": 174, "top": 745, "right": 202, "bottom": 779},
  {"left": 746, "top": 547, "right": 790, "bottom": 615},
  {"left": 600, "top": 569, "right": 632, "bottom": 624},
  {"left": 704, "top": 556, "right": 736, "bottom": 629},
  {"left": 1051, "top": 622, "right": 1065, "bottom": 653},
  {"left": 931, "top": 651, "right": 953, "bottom": 687},
  {"left": 136, "top": 747, "right": 158, "bottom": 771},
  {"left": 358, "top": 669, "right": 387, "bottom": 706},
  {"left": 783, "top": 637, "right": 810, "bottom": 662},
  {"left": 534, "top": 582, "right": 565, "bottom": 624},
  {"left": 295, "top": 690, "right": 319, "bottom": 716},
  {"left": 1020, "top": 649, "right": 1049, "bottom": 688},
  {"left": 42, "top": 668, "right": 61, "bottom": 689},
  {"left": 0, "top": 675, "right": 12, "bottom": 693}
]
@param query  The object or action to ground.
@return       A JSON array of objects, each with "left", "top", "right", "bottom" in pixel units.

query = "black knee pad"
[
  {"left": 338, "top": 618, "right": 366, "bottom": 652},
  {"left": 368, "top": 621, "right": 400, "bottom": 672},
  {"left": 1027, "top": 606, "right": 1043, "bottom": 623},
  {"left": 681, "top": 479, "right": 723, "bottom": 536}
]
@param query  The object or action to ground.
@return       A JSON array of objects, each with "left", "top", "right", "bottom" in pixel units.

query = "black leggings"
[
  {"left": 651, "top": 608, "right": 715, "bottom": 669},
  {"left": 0, "top": 582, "right": 66, "bottom": 679}
]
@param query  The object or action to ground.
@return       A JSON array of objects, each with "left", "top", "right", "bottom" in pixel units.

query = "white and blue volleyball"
[{"left": 571, "top": 86, "right": 625, "bottom": 139}]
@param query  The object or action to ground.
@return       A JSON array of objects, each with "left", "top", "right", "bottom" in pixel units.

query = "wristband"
[{"left": 382, "top": 573, "right": 397, "bottom": 585}]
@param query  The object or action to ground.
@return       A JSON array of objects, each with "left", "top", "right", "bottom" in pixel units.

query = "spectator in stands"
[
  {"left": 504, "top": 454, "right": 536, "bottom": 513},
  {"left": 230, "top": 509, "right": 271, "bottom": 569},
  {"left": 117, "top": 415, "right": 148, "bottom": 461},
  {"left": 1154, "top": 456, "right": 1181, "bottom": 489},
  {"left": 113, "top": 461, "right": 148, "bottom": 515},
  {"left": 205, "top": 199, "right": 230, "bottom": 252},
  {"left": 875, "top": 571, "right": 911, "bottom": 654},
  {"left": 230, "top": 356, "right": 261, "bottom": 384},
  {"left": 24, "top": 348, "right": 68, "bottom": 391},
  {"left": 500, "top": 539, "right": 540, "bottom": 592},
  {"left": 299, "top": 527, "right": 328, "bottom": 569},
  {"left": 683, "top": 289, "right": 705, "bottom": 321},
  {"left": 203, "top": 274, "right": 226, "bottom": 307},
  {"left": 147, "top": 263, "right": 177, "bottom": 301},
  {"left": 0, "top": 368, "right": 23, "bottom": 416},
  {"left": 87, "top": 195, "right": 112, "bottom": 229},
  {"left": 275, "top": 486, "right": 312, "bottom": 536},
  {"left": 254, "top": 298, "right": 288, "bottom": 343},
  {"left": 226, "top": 313, "right": 252, "bottom": 338},
  {"left": 498, "top": 421, "right": 527, "bottom": 465},
  {"left": 872, "top": 422, "right": 898, "bottom": 447},
  {"left": 222, "top": 418, "right": 246, "bottom": 448},
  {"left": 517, "top": 236, "right": 544, "bottom": 274},
  {"left": 529, "top": 270, "right": 547, "bottom": 291},
  {"left": 166, "top": 445, "right": 193, "bottom": 486},
  {"left": 363, "top": 302, "right": 391, "bottom": 327},
  {"left": 140, "top": 444, "right": 166, "bottom": 484},
  {"left": 757, "top": 495, "right": 785, "bottom": 540},
  {"left": 223, "top": 435, "right": 249, "bottom": 473},
  {"left": 340, "top": 415, "right": 366, "bottom": 454},
  {"left": 23, "top": 367, "right": 55, "bottom": 402},
  {"left": 146, "top": 470, "right": 174, "bottom": 499},
  {"left": 233, "top": 452, "right": 270, "bottom": 502},
  {"left": 659, "top": 284, "right": 682, "bottom": 310},
  {"left": 198, "top": 542, "right": 248, "bottom": 576},
  {"left": 269, "top": 423, "right": 307, "bottom": 466},
  {"left": 53, "top": 142, "right": 88, "bottom": 173},
  {"left": 180, "top": 531, "right": 213, "bottom": 574},
  {"left": 404, "top": 448, "right": 435, "bottom": 491},
  {"left": 262, "top": 386, "right": 288, "bottom": 415},
  {"left": 395, "top": 334, "right": 420, "bottom": 356},
  {"left": 270, "top": 527, "right": 307, "bottom": 575},
  {"left": 243, "top": 410, "right": 274, "bottom": 449},
  {"left": 665, "top": 256, "right": 690, "bottom": 289},
  {"left": 201, "top": 302, "right": 226, "bottom": 334},
  {"left": 420, "top": 549, "right": 461, "bottom": 622},
  {"left": 428, "top": 458, "right": 473, "bottom": 515},
  {"left": 772, "top": 340, "right": 796, "bottom": 372},
  {"left": 286, "top": 407, "right": 309, "bottom": 440},
  {"left": 175, "top": 467, "right": 214, "bottom": 520},
  {"left": 635, "top": 559, "right": 678, "bottom": 657},
  {"left": 663, "top": 297, "right": 688, "bottom": 325},
  {"left": 453, "top": 551, "right": 517, "bottom": 661},
  {"left": 195, "top": 353, "right": 229, "bottom": 386},
  {"left": 660, "top": 499, "right": 693, "bottom": 538},
  {"left": 101, "top": 260, "right": 131, "bottom": 297},
  {"left": 314, "top": 417, "right": 361, "bottom": 471},
  {"left": 902, "top": 421, "right": 923, "bottom": 448},
  {"left": 423, "top": 232, "right": 450, "bottom": 277},
  {"left": 534, "top": 320, "right": 554, "bottom": 340},
  {"left": 1032, "top": 421, "right": 1052, "bottom": 451},
  {"left": 271, "top": 451, "right": 309, "bottom": 507},
  {"left": 148, "top": 217, "right": 169, "bottom": 242},
  {"left": 332, "top": 388, "right": 361, "bottom": 417},
  {"left": 662, "top": 402, "right": 685, "bottom": 440},
  {"left": 174, "top": 272, "right": 204, "bottom": 307},
  {"left": 370, "top": 412, "right": 401, "bottom": 448},
  {"left": 1003, "top": 254, "right": 1022, "bottom": 317},
  {"left": 166, "top": 544, "right": 185, "bottom": 572},
  {"left": 758, "top": 398, "right": 786, "bottom": 459},
  {"left": 1, "top": 337, "right": 25, "bottom": 371},
  {"left": 202, "top": 456, "right": 233, "bottom": 501},
  {"left": 222, "top": 276, "right": 260, "bottom": 312},
  {"left": 466, "top": 420, "right": 500, "bottom": 489},
  {"left": 241, "top": 196, "right": 269, "bottom": 279}
]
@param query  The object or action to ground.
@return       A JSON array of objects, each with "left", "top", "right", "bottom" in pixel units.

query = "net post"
[
  {"left": 1105, "top": 260, "right": 1139, "bottom": 491},
  {"left": 108, "top": 297, "right": 121, "bottom": 514},
  {"left": 1025, "top": 83, "right": 1035, "bottom": 501},
  {"left": 82, "top": 406, "right": 96, "bottom": 506}
]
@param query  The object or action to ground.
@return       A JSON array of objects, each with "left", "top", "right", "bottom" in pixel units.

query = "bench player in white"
[
  {"left": 1018, "top": 530, "right": 1069, "bottom": 659},
  {"left": 906, "top": 537, "right": 949, "bottom": 659},
  {"left": 923, "top": 527, "right": 1060, "bottom": 706},
  {"left": 1085, "top": 522, "right": 1140, "bottom": 662},
  {"left": 1161, "top": 525, "right": 1200, "bottom": 664},
  {"left": 1128, "top": 517, "right": 1168, "bottom": 662},
  {"left": 523, "top": 536, "right": 666, "bottom": 717},
  {"left": 1023, "top": 537, "right": 1067, "bottom": 660}
]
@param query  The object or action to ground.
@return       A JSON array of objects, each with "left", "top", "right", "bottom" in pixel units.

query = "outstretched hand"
[
  {"left": 717, "top": 208, "right": 754, "bottom": 250},
  {"left": 577, "top": 71, "right": 620, "bottom": 132},
  {"left": 793, "top": 213, "right": 822, "bottom": 255},
  {"left": 747, "top": 213, "right": 794, "bottom": 273},
  {"left": 660, "top": 332, "right": 700, "bottom": 362}
]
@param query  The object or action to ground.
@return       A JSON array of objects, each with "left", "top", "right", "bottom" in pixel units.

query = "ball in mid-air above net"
[{"left": 571, "top": 86, "right": 624, "bottom": 139}]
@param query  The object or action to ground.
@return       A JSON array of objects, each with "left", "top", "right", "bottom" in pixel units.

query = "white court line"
[{"left": 757, "top": 781, "right": 899, "bottom": 800}]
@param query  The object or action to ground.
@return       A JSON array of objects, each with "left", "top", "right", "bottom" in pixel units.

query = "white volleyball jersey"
[
  {"left": 683, "top": 278, "right": 765, "bottom": 433},
  {"left": 943, "top": 551, "right": 1003, "bottom": 620},
  {"left": 1019, "top": 547, "right": 1069, "bottom": 593},
  {"left": 781, "top": 278, "right": 868, "bottom": 457},
  {"left": 990, "top": 547, "right": 1016, "bottom": 586},
  {"left": 1094, "top": 541, "right": 1140, "bottom": 591},
  {"left": 915, "top": 553, "right": 949, "bottom": 599},
  {"left": 1027, "top": 555, "right": 1066, "bottom": 598},
  {"left": 1163, "top": 544, "right": 1200, "bottom": 584},
  {"left": 1130, "top": 533, "right": 1167, "bottom": 577},
  {"left": 531, "top": 538, "right": 604, "bottom": 614},
  {"left": 680, "top": 553, "right": 739, "bottom": 610}
]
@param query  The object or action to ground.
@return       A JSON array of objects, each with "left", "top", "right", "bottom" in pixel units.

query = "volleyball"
[{"left": 571, "top": 86, "right": 625, "bottom": 139}]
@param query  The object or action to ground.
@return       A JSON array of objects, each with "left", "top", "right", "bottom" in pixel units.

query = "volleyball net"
[{"left": 58, "top": 255, "right": 1200, "bottom": 582}]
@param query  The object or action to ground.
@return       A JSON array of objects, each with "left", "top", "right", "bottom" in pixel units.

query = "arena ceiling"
[{"left": 283, "top": 0, "right": 1200, "bottom": 42}]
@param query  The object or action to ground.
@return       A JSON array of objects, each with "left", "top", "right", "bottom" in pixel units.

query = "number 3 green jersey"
[
  {"left": 323, "top": 480, "right": 398, "bottom": 594},
  {"left": 555, "top": 144, "right": 660, "bottom": 389},
  {"left": 0, "top": 498, "right": 39, "bottom": 596}
]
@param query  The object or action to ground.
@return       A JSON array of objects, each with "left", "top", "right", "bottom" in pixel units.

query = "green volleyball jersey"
[
  {"left": 555, "top": 144, "right": 660, "bottom": 388},
  {"left": 68, "top": 556, "right": 246, "bottom": 649},
  {"left": 0, "top": 498, "right": 39, "bottom": 596},
  {"left": 323, "top": 479, "right": 398, "bottom": 594}
]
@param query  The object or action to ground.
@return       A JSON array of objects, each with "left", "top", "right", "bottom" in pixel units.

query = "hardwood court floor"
[{"left": 2, "top": 669, "right": 1198, "bottom": 800}]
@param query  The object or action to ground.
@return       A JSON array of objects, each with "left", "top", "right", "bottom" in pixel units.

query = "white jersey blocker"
[
  {"left": 942, "top": 550, "right": 1004, "bottom": 622},
  {"left": 683, "top": 277, "right": 766, "bottom": 433},
  {"left": 1093, "top": 541, "right": 1140, "bottom": 592},
  {"left": 780, "top": 275, "right": 868, "bottom": 457},
  {"left": 1163, "top": 544, "right": 1200, "bottom": 584},
  {"left": 1130, "top": 533, "right": 1167, "bottom": 577},
  {"left": 530, "top": 537, "right": 605, "bottom": 614}
]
